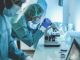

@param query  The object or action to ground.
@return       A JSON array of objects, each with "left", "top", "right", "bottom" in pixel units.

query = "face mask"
[
  {"left": 28, "top": 21, "right": 39, "bottom": 30},
  {"left": 28, "top": 14, "right": 42, "bottom": 30}
]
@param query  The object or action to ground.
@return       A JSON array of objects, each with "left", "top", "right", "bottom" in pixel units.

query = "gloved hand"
[{"left": 41, "top": 18, "right": 51, "bottom": 28}]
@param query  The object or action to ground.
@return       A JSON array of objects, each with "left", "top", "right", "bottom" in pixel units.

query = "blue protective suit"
[
  {"left": 0, "top": 15, "right": 28, "bottom": 60},
  {"left": 12, "top": 15, "right": 44, "bottom": 47}
]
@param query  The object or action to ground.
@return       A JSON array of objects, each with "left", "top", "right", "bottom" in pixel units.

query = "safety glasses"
[
  {"left": 31, "top": 15, "right": 41, "bottom": 20},
  {"left": 31, "top": 15, "right": 42, "bottom": 24}
]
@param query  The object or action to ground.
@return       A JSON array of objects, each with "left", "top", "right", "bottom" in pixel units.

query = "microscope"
[{"left": 44, "top": 23, "right": 60, "bottom": 47}]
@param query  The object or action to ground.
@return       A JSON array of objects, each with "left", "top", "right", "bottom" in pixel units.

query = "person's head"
[
  {"left": 24, "top": 4, "right": 44, "bottom": 23},
  {"left": 24, "top": 4, "right": 44, "bottom": 30},
  {"left": 5, "top": 0, "right": 14, "bottom": 9},
  {"left": 0, "top": 0, "right": 5, "bottom": 15}
]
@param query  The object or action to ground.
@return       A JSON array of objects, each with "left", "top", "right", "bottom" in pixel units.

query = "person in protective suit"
[
  {"left": 0, "top": 0, "right": 33, "bottom": 60},
  {"left": 12, "top": 3, "right": 51, "bottom": 48},
  {"left": 3, "top": 0, "right": 26, "bottom": 49}
]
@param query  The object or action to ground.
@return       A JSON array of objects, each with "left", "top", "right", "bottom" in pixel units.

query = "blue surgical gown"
[{"left": 0, "top": 15, "right": 28, "bottom": 60}]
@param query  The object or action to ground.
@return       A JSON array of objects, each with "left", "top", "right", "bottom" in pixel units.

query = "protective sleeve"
[{"left": 8, "top": 37, "right": 29, "bottom": 60}]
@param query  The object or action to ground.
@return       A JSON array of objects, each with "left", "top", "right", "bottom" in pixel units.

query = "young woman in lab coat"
[{"left": 0, "top": 0, "right": 33, "bottom": 60}]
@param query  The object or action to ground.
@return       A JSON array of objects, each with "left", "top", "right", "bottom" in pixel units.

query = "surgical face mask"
[
  {"left": 32, "top": 19, "right": 40, "bottom": 24},
  {"left": 28, "top": 21, "right": 40, "bottom": 30},
  {"left": 28, "top": 15, "right": 42, "bottom": 30}
]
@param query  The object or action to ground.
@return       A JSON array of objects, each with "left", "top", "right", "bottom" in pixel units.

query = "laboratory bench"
[
  {"left": 20, "top": 32, "right": 80, "bottom": 60},
  {"left": 32, "top": 35, "right": 80, "bottom": 60}
]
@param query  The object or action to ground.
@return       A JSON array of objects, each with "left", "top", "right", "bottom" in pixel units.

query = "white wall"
[
  {"left": 68, "top": 0, "right": 77, "bottom": 30},
  {"left": 64, "top": 0, "right": 80, "bottom": 31},
  {"left": 74, "top": 0, "right": 80, "bottom": 31},
  {"left": 46, "top": 0, "right": 63, "bottom": 22}
]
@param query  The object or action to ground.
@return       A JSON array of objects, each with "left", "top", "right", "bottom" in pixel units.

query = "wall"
[
  {"left": 46, "top": 0, "right": 63, "bottom": 22},
  {"left": 63, "top": 0, "right": 80, "bottom": 31},
  {"left": 74, "top": 0, "right": 80, "bottom": 31}
]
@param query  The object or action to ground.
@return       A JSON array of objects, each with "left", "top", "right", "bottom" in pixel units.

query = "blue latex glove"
[{"left": 42, "top": 18, "right": 51, "bottom": 28}]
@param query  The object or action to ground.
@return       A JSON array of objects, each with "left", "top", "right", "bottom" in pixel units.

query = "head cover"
[{"left": 24, "top": 4, "right": 44, "bottom": 21}]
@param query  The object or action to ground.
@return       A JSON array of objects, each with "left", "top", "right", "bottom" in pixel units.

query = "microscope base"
[{"left": 44, "top": 41, "right": 60, "bottom": 47}]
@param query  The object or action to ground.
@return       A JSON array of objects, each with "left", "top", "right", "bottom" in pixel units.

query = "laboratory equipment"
[{"left": 44, "top": 23, "right": 60, "bottom": 47}]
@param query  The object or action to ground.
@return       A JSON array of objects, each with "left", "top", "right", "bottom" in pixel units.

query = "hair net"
[{"left": 24, "top": 4, "right": 44, "bottom": 21}]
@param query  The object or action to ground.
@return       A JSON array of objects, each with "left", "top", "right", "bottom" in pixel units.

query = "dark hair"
[
  {"left": 24, "top": 4, "right": 44, "bottom": 21},
  {"left": 0, "top": 0, "right": 5, "bottom": 15},
  {"left": 5, "top": 0, "right": 14, "bottom": 9}
]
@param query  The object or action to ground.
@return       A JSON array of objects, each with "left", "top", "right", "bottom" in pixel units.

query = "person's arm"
[
  {"left": 12, "top": 16, "right": 44, "bottom": 47},
  {"left": 8, "top": 36, "right": 29, "bottom": 60},
  {"left": 12, "top": 17, "right": 51, "bottom": 47},
  {"left": 31, "top": 28, "right": 44, "bottom": 48},
  {"left": 13, "top": 24, "right": 44, "bottom": 47}
]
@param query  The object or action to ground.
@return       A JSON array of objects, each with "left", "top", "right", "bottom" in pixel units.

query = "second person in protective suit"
[
  {"left": 12, "top": 3, "right": 51, "bottom": 47},
  {"left": 0, "top": 0, "right": 33, "bottom": 60}
]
